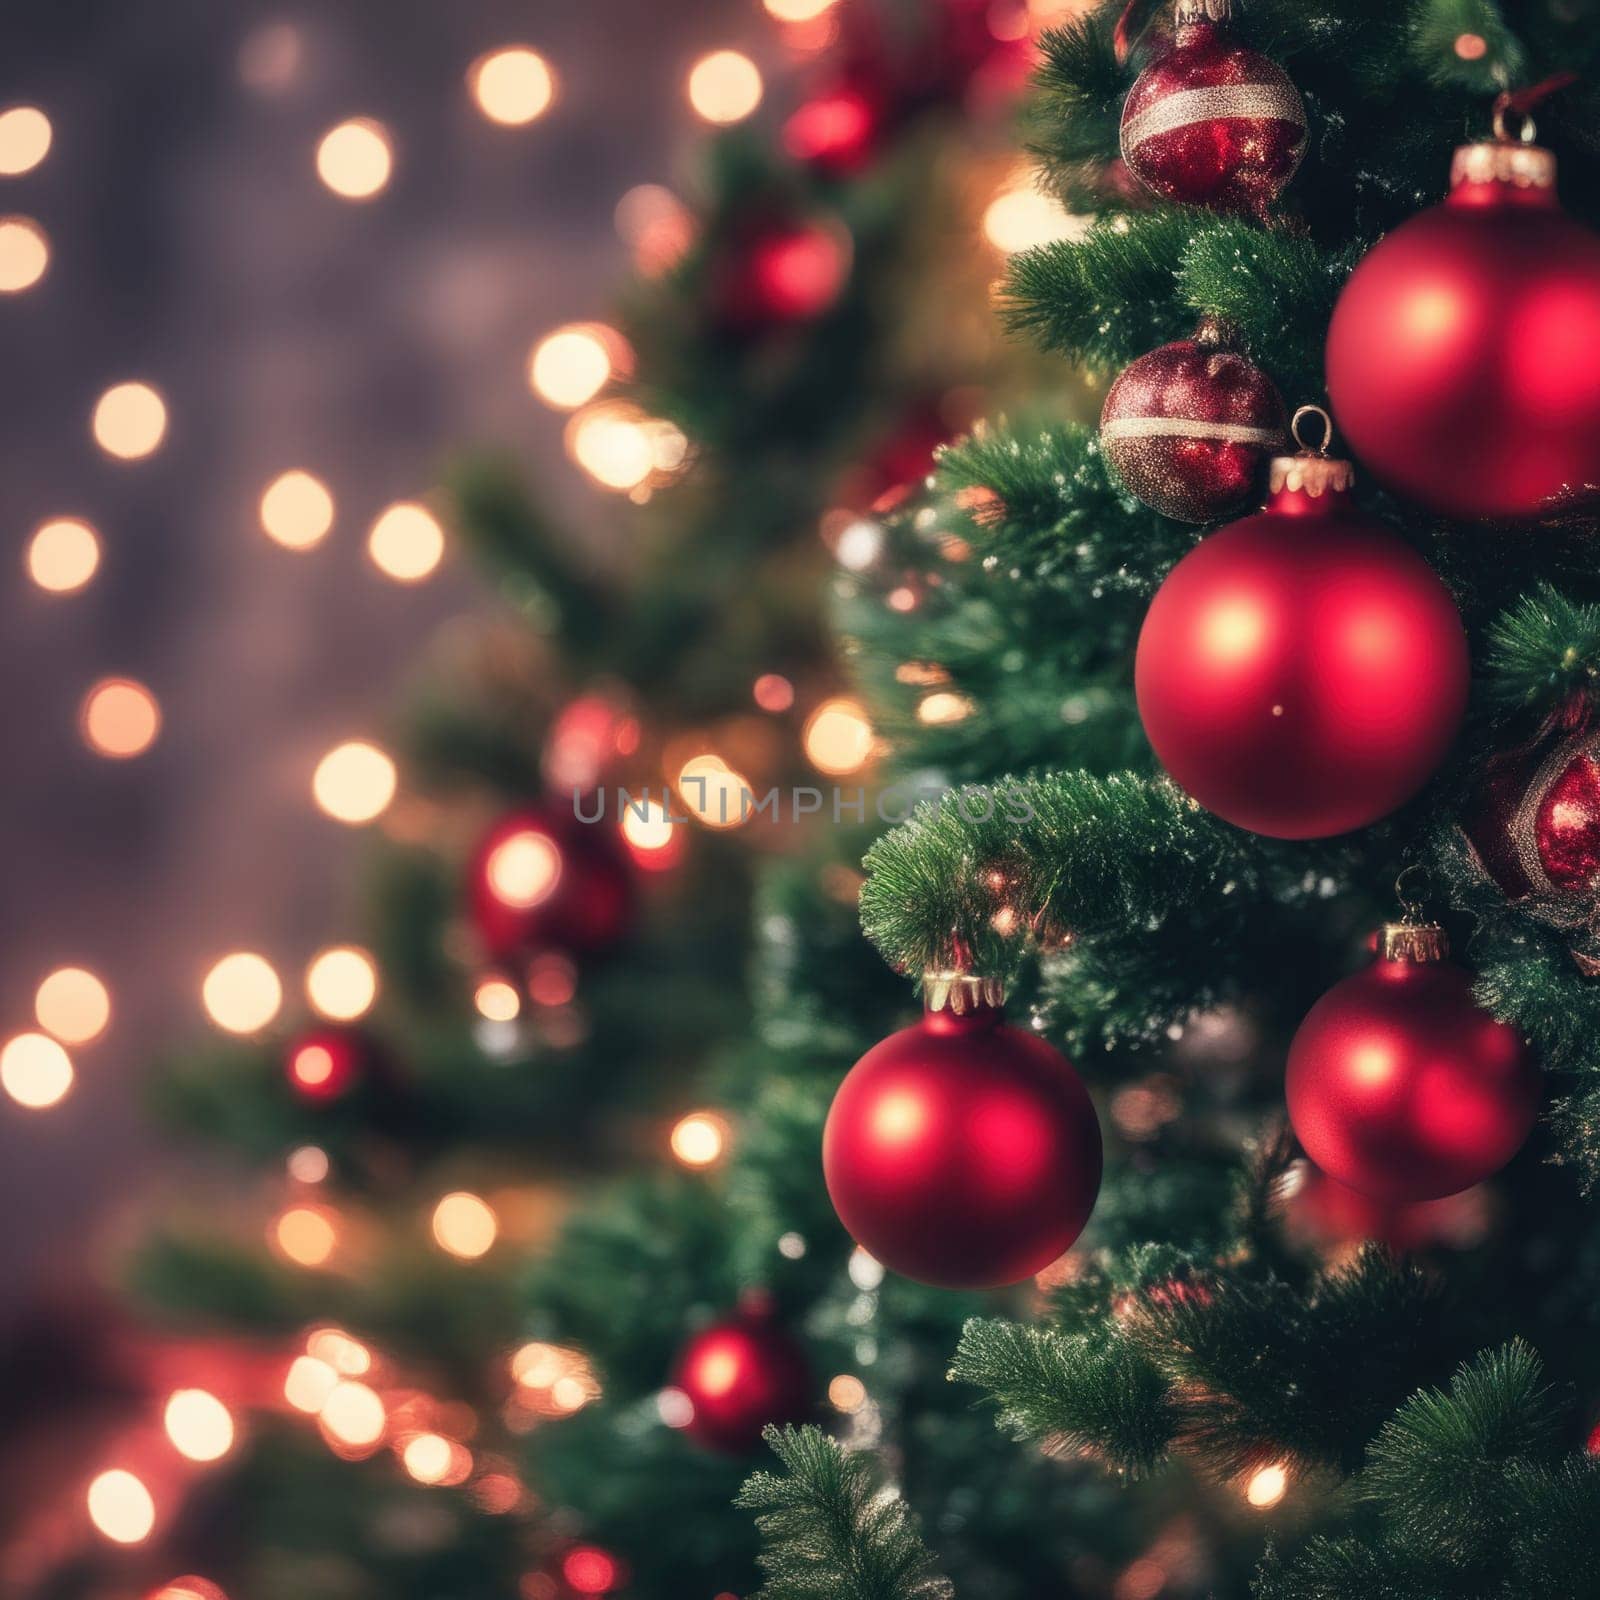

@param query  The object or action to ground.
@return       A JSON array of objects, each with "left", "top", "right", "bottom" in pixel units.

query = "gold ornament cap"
[
  {"left": 1378, "top": 921, "right": 1449, "bottom": 963},
  {"left": 1268, "top": 405, "right": 1356, "bottom": 498},
  {"left": 1451, "top": 98, "right": 1556, "bottom": 192},
  {"left": 1174, "top": 0, "right": 1233, "bottom": 23},
  {"left": 922, "top": 970, "right": 1005, "bottom": 1014}
]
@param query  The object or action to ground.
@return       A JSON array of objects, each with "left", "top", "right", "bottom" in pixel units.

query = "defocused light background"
[{"left": 0, "top": 0, "right": 755, "bottom": 1321}]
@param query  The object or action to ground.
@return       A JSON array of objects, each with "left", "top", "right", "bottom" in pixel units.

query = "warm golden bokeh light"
[
  {"left": 670, "top": 1111, "right": 728, "bottom": 1168},
  {"left": 312, "top": 739, "right": 397, "bottom": 824},
  {"left": 620, "top": 798, "right": 677, "bottom": 856},
  {"left": 1, "top": 1032, "right": 74, "bottom": 1109},
  {"left": 471, "top": 48, "right": 556, "bottom": 126},
  {"left": 485, "top": 828, "right": 562, "bottom": 908},
  {"left": 828, "top": 1373, "right": 867, "bottom": 1412},
  {"left": 27, "top": 518, "right": 100, "bottom": 593},
  {"left": 529, "top": 325, "right": 616, "bottom": 410},
  {"left": 305, "top": 946, "right": 378, "bottom": 1022},
  {"left": 307, "top": 1327, "right": 373, "bottom": 1375},
  {"left": 431, "top": 1191, "right": 498, "bottom": 1259},
  {"left": 163, "top": 1389, "right": 236, "bottom": 1463},
  {"left": 566, "top": 402, "right": 657, "bottom": 491},
  {"left": 35, "top": 967, "right": 111, "bottom": 1045},
  {"left": 150, "top": 1577, "right": 228, "bottom": 1600},
  {"left": 0, "top": 106, "right": 52, "bottom": 174},
  {"left": 917, "top": 690, "right": 974, "bottom": 726},
  {"left": 0, "top": 216, "right": 48, "bottom": 292},
  {"left": 202, "top": 952, "right": 282, "bottom": 1034},
  {"left": 474, "top": 977, "right": 521, "bottom": 1022},
  {"left": 614, "top": 183, "right": 695, "bottom": 276},
  {"left": 367, "top": 500, "right": 445, "bottom": 582},
  {"left": 81, "top": 678, "right": 161, "bottom": 759},
  {"left": 92, "top": 382, "right": 168, "bottom": 459},
  {"left": 687, "top": 50, "right": 763, "bottom": 124},
  {"left": 274, "top": 1205, "right": 339, "bottom": 1267},
  {"left": 287, "top": 1144, "right": 330, "bottom": 1184},
  {"left": 765, "top": 0, "right": 841, "bottom": 17},
  {"left": 982, "top": 183, "right": 1088, "bottom": 254},
  {"left": 319, "top": 1380, "right": 386, "bottom": 1449},
  {"left": 803, "top": 697, "right": 874, "bottom": 774},
  {"left": 401, "top": 1432, "right": 465, "bottom": 1484},
  {"left": 259, "top": 470, "right": 335, "bottom": 549},
  {"left": 87, "top": 1470, "right": 156, "bottom": 1544},
  {"left": 677, "top": 754, "right": 754, "bottom": 829},
  {"left": 284, "top": 1355, "right": 338, "bottom": 1412},
  {"left": 1246, "top": 1462, "right": 1290, "bottom": 1509},
  {"left": 316, "top": 119, "right": 392, "bottom": 200}
]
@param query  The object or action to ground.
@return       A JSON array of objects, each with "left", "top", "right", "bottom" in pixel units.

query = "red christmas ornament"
[
  {"left": 671, "top": 1303, "right": 812, "bottom": 1454},
  {"left": 1100, "top": 317, "right": 1287, "bottom": 523},
  {"left": 1119, "top": 0, "right": 1306, "bottom": 215},
  {"left": 467, "top": 805, "right": 634, "bottom": 964},
  {"left": 1286, "top": 922, "right": 1540, "bottom": 1203},
  {"left": 1284, "top": 1165, "right": 1490, "bottom": 1255},
  {"left": 1135, "top": 418, "right": 1469, "bottom": 838},
  {"left": 285, "top": 1027, "right": 369, "bottom": 1103},
  {"left": 715, "top": 218, "right": 852, "bottom": 332},
  {"left": 1326, "top": 107, "right": 1600, "bottom": 521},
  {"left": 783, "top": 84, "right": 883, "bottom": 176},
  {"left": 823, "top": 977, "right": 1102, "bottom": 1289}
]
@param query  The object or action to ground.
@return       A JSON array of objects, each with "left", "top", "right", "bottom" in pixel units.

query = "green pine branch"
[{"left": 1479, "top": 584, "right": 1600, "bottom": 722}]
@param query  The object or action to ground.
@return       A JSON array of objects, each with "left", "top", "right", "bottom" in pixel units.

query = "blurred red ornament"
[
  {"left": 285, "top": 1027, "right": 368, "bottom": 1103},
  {"left": 823, "top": 983, "right": 1102, "bottom": 1288},
  {"left": 1100, "top": 317, "right": 1286, "bottom": 522},
  {"left": 671, "top": 1305, "right": 812, "bottom": 1453},
  {"left": 1588, "top": 1419, "right": 1600, "bottom": 1456},
  {"left": 1135, "top": 433, "right": 1469, "bottom": 837},
  {"left": 542, "top": 693, "right": 640, "bottom": 794},
  {"left": 467, "top": 806, "right": 634, "bottom": 963},
  {"left": 716, "top": 219, "right": 852, "bottom": 331},
  {"left": 1327, "top": 120, "right": 1600, "bottom": 521},
  {"left": 1120, "top": 0, "right": 1305, "bottom": 214},
  {"left": 1285, "top": 1165, "right": 1489, "bottom": 1254},
  {"left": 838, "top": 401, "right": 960, "bottom": 513},
  {"left": 784, "top": 85, "right": 882, "bottom": 175},
  {"left": 1286, "top": 924, "right": 1540, "bottom": 1203}
]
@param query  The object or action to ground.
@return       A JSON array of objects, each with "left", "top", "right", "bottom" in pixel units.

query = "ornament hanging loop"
[
  {"left": 1290, "top": 404, "right": 1333, "bottom": 457},
  {"left": 1382, "top": 864, "right": 1446, "bottom": 962},
  {"left": 1492, "top": 95, "right": 1538, "bottom": 146},
  {"left": 1394, "top": 862, "right": 1434, "bottom": 924}
]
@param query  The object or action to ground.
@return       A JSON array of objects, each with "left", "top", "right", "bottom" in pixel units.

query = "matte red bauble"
[
  {"left": 1284, "top": 1165, "right": 1489, "bottom": 1255},
  {"left": 1135, "top": 440, "right": 1469, "bottom": 838},
  {"left": 1327, "top": 125, "right": 1600, "bottom": 521},
  {"left": 823, "top": 980, "right": 1102, "bottom": 1289},
  {"left": 285, "top": 1027, "right": 369, "bottom": 1103},
  {"left": 1286, "top": 924, "right": 1540, "bottom": 1203},
  {"left": 467, "top": 805, "right": 634, "bottom": 963},
  {"left": 715, "top": 219, "right": 852, "bottom": 332},
  {"left": 1119, "top": 0, "right": 1306, "bottom": 214},
  {"left": 1101, "top": 317, "right": 1286, "bottom": 522},
  {"left": 671, "top": 1305, "right": 812, "bottom": 1454}
]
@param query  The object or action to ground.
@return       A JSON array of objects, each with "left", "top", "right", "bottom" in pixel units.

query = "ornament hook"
[
  {"left": 1492, "top": 94, "right": 1538, "bottom": 146},
  {"left": 1290, "top": 404, "right": 1333, "bottom": 457},
  {"left": 1394, "top": 863, "right": 1433, "bottom": 924}
]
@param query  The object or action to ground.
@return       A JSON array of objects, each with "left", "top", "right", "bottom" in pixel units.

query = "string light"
[
  {"left": 367, "top": 500, "right": 445, "bottom": 582},
  {"left": 566, "top": 401, "right": 657, "bottom": 491},
  {"left": 486, "top": 826, "right": 562, "bottom": 908},
  {"left": 0, "top": 1032, "right": 74, "bottom": 1109},
  {"left": 670, "top": 1111, "right": 728, "bottom": 1167},
  {"left": 318, "top": 1380, "right": 386, "bottom": 1452},
  {"left": 92, "top": 382, "right": 168, "bottom": 459},
  {"left": 305, "top": 946, "right": 378, "bottom": 1022},
  {"left": 917, "top": 691, "right": 974, "bottom": 725},
  {"left": 402, "top": 1431, "right": 468, "bottom": 1485},
  {"left": 35, "top": 967, "right": 111, "bottom": 1044},
  {"left": 474, "top": 978, "right": 521, "bottom": 1021},
  {"left": 432, "top": 1192, "right": 498, "bottom": 1259},
  {"left": 316, "top": 119, "right": 392, "bottom": 200},
  {"left": 87, "top": 1470, "right": 156, "bottom": 1544},
  {"left": 0, "top": 106, "right": 51, "bottom": 174},
  {"left": 284, "top": 1356, "right": 338, "bottom": 1413},
  {"left": 1245, "top": 1462, "right": 1289, "bottom": 1509},
  {"left": 81, "top": 678, "right": 161, "bottom": 759},
  {"left": 0, "top": 216, "right": 48, "bottom": 292},
  {"left": 686, "top": 50, "right": 763, "bottom": 124},
  {"left": 202, "top": 952, "right": 282, "bottom": 1033},
  {"left": 528, "top": 325, "right": 622, "bottom": 410},
  {"left": 802, "top": 697, "right": 874, "bottom": 774},
  {"left": 471, "top": 48, "right": 556, "bottom": 126},
  {"left": 163, "top": 1389, "right": 235, "bottom": 1463},
  {"left": 312, "top": 740, "right": 397, "bottom": 824},
  {"left": 620, "top": 797, "right": 682, "bottom": 868},
  {"left": 260, "top": 470, "right": 335, "bottom": 549},
  {"left": 828, "top": 1374, "right": 867, "bottom": 1412},
  {"left": 274, "top": 1205, "right": 339, "bottom": 1267},
  {"left": 834, "top": 517, "right": 883, "bottom": 571},
  {"left": 27, "top": 518, "right": 100, "bottom": 593}
]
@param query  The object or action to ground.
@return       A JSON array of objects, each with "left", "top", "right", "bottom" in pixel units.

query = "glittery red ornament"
[
  {"left": 466, "top": 805, "right": 634, "bottom": 964},
  {"left": 1135, "top": 428, "right": 1469, "bottom": 838},
  {"left": 1286, "top": 924, "right": 1540, "bottom": 1203},
  {"left": 285, "top": 1027, "right": 369, "bottom": 1103},
  {"left": 671, "top": 1304, "right": 812, "bottom": 1454},
  {"left": 823, "top": 981, "right": 1102, "bottom": 1289},
  {"left": 1326, "top": 118, "right": 1600, "bottom": 521},
  {"left": 1101, "top": 318, "right": 1286, "bottom": 523},
  {"left": 1119, "top": 0, "right": 1305, "bottom": 215}
]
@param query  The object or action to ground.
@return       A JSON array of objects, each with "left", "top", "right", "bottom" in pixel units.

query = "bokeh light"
[
  {"left": 802, "top": 697, "right": 874, "bottom": 774},
  {"left": 670, "top": 1111, "right": 728, "bottom": 1167},
  {"left": 287, "top": 1144, "right": 330, "bottom": 1184},
  {"left": 307, "top": 1328, "right": 372, "bottom": 1375},
  {"left": 471, "top": 48, "right": 556, "bottom": 126},
  {"left": 828, "top": 1373, "right": 867, "bottom": 1412},
  {"left": 620, "top": 798, "right": 682, "bottom": 868},
  {"left": 432, "top": 1192, "right": 498, "bottom": 1259},
  {"left": 81, "top": 678, "right": 161, "bottom": 759},
  {"left": 752, "top": 673, "right": 794, "bottom": 712},
  {"left": 983, "top": 174, "right": 1088, "bottom": 254},
  {"left": 35, "top": 967, "right": 111, "bottom": 1045},
  {"left": 274, "top": 1205, "right": 339, "bottom": 1267},
  {"left": 0, "top": 106, "right": 52, "bottom": 174},
  {"left": 306, "top": 946, "right": 378, "bottom": 1022},
  {"left": 486, "top": 827, "right": 562, "bottom": 908},
  {"left": 474, "top": 978, "right": 521, "bottom": 1022},
  {"left": 202, "top": 953, "right": 282, "bottom": 1033},
  {"left": 149, "top": 1578, "right": 228, "bottom": 1600},
  {"left": 676, "top": 753, "right": 754, "bottom": 829},
  {"left": 87, "top": 1470, "right": 155, "bottom": 1544},
  {"left": 614, "top": 184, "right": 694, "bottom": 276},
  {"left": 316, "top": 119, "right": 392, "bottom": 200},
  {"left": 529, "top": 324, "right": 622, "bottom": 410},
  {"left": 562, "top": 1547, "right": 619, "bottom": 1596},
  {"left": 27, "top": 518, "right": 100, "bottom": 593},
  {"left": 765, "top": 0, "right": 840, "bottom": 18},
  {"left": 92, "top": 382, "right": 167, "bottom": 459},
  {"left": 367, "top": 501, "right": 445, "bottom": 582},
  {"left": 566, "top": 402, "right": 657, "bottom": 491},
  {"left": 163, "top": 1389, "right": 236, "bottom": 1463},
  {"left": 401, "top": 1432, "right": 455, "bottom": 1484},
  {"left": 1246, "top": 1462, "right": 1289, "bottom": 1509},
  {"left": 319, "top": 1380, "right": 386, "bottom": 1450},
  {"left": 284, "top": 1355, "right": 338, "bottom": 1413},
  {"left": 260, "top": 471, "right": 335, "bottom": 549},
  {"left": 1, "top": 1032, "right": 74, "bottom": 1109},
  {"left": 687, "top": 50, "right": 763, "bottom": 124},
  {"left": 0, "top": 216, "right": 48, "bottom": 292},
  {"left": 312, "top": 740, "right": 397, "bottom": 824},
  {"left": 527, "top": 953, "right": 577, "bottom": 1007}
]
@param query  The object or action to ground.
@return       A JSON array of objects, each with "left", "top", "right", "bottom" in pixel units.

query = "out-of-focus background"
[{"left": 0, "top": 0, "right": 758, "bottom": 1316}]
